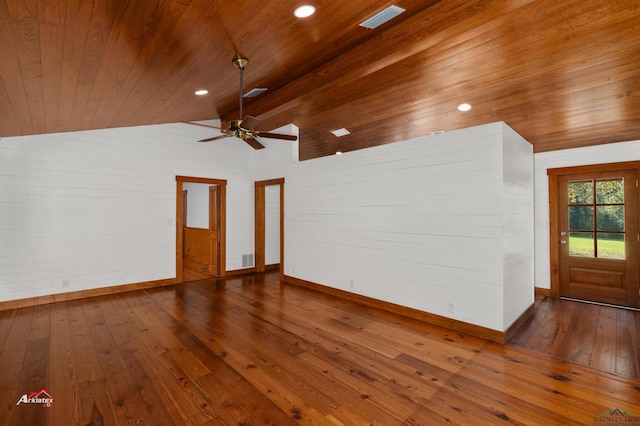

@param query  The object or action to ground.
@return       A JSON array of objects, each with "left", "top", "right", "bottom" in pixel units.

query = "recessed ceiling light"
[
  {"left": 294, "top": 5, "right": 316, "bottom": 18},
  {"left": 457, "top": 103, "right": 472, "bottom": 112},
  {"left": 336, "top": 151, "right": 343, "bottom": 155},
  {"left": 330, "top": 128, "right": 350, "bottom": 137},
  {"left": 195, "top": 89, "right": 208, "bottom": 96}
]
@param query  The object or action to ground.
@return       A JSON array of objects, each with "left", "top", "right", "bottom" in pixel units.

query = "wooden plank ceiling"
[{"left": 0, "top": 0, "right": 639, "bottom": 160}]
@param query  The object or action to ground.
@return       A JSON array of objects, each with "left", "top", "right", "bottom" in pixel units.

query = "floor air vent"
[{"left": 242, "top": 254, "right": 254, "bottom": 268}]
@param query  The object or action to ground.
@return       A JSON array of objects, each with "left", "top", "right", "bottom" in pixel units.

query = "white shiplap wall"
[
  {"left": 502, "top": 126, "right": 534, "bottom": 328},
  {"left": 0, "top": 123, "right": 256, "bottom": 302},
  {"left": 183, "top": 182, "right": 210, "bottom": 229},
  {"left": 1, "top": 119, "right": 538, "bottom": 331},
  {"left": 257, "top": 122, "right": 534, "bottom": 331},
  {"left": 265, "top": 185, "right": 281, "bottom": 265},
  {"left": 533, "top": 139, "right": 640, "bottom": 289}
]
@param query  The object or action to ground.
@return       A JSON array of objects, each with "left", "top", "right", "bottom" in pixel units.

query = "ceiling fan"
[{"left": 195, "top": 55, "right": 297, "bottom": 149}]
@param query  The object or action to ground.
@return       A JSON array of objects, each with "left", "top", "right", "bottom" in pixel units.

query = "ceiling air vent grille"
[
  {"left": 243, "top": 87, "right": 268, "bottom": 98},
  {"left": 359, "top": 5, "right": 406, "bottom": 29}
]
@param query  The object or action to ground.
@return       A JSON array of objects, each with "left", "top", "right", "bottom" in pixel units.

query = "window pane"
[
  {"left": 568, "top": 181, "right": 593, "bottom": 204},
  {"left": 597, "top": 233, "right": 625, "bottom": 260},
  {"left": 569, "top": 206, "right": 593, "bottom": 230},
  {"left": 569, "top": 232, "right": 594, "bottom": 257},
  {"left": 596, "top": 179, "right": 624, "bottom": 204},
  {"left": 596, "top": 205, "right": 624, "bottom": 231}
]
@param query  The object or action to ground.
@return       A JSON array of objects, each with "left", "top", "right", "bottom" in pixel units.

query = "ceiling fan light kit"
[{"left": 194, "top": 56, "right": 298, "bottom": 149}]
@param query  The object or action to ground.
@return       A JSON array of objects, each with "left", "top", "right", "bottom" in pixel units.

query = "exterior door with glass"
[{"left": 558, "top": 169, "right": 639, "bottom": 308}]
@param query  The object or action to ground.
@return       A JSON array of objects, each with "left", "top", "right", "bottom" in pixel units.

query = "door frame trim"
[
  {"left": 547, "top": 161, "right": 640, "bottom": 299},
  {"left": 176, "top": 176, "right": 227, "bottom": 283},
  {"left": 208, "top": 185, "right": 221, "bottom": 276},
  {"left": 255, "top": 178, "right": 285, "bottom": 279}
]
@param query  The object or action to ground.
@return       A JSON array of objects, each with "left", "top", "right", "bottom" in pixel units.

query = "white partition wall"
[
  {"left": 502, "top": 126, "right": 535, "bottom": 328},
  {"left": 257, "top": 122, "right": 534, "bottom": 332},
  {"left": 2, "top": 120, "right": 537, "bottom": 332},
  {"left": 0, "top": 123, "right": 256, "bottom": 302}
]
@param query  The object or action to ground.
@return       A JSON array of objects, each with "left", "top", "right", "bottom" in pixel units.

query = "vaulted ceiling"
[{"left": 1, "top": 0, "right": 639, "bottom": 160}]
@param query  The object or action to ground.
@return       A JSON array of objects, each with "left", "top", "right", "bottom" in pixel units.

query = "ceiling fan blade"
[
  {"left": 239, "top": 115, "right": 261, "bottom": 132},
  {"left": 244, "top": 136, "right": 266, "bottom": 150},
  {"left": 183, "top": 121, "right": 222, "bottom": 129},
  {"left": 255, "top": 132, "right": 297, "bottom": 141},
  {"left": 198, "top": 134, "right": 229, "bottom": 142}
]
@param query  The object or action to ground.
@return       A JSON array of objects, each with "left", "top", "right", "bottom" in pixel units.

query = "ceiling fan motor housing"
[{"left": 229, "top": 119, "right": 242, "bottom": 131}]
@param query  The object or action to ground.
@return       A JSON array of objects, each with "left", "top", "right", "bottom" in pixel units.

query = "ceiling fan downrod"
[{"left": 232, "top": 56, "right": 249, "bottom": 120}]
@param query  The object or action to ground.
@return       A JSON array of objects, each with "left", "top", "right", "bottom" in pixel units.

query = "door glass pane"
[
  {"left": 568, "top": 181, "right": 593, "bottom": 204},
  {"left": 596, "top": 205, "right": 624, "bottom": 231},
  {"left": 596, "top": 179, "right": 624, "bottom": 204},
  {"left": 597, "top": 233, "right": 625, "bottom": 260},
  {"left": 569, "top": 206, "right": 593, "bottom": 230},
  {"left": 569, "top": 232, "right": 594, "bottom": 257}
]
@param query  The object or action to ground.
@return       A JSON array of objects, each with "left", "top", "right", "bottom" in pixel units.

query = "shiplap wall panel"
[
  {"left": 501, "top": 124, "right": 534, "bottom": 329},
  {"left": 225, "top": 181, "right": 255, "bottom": 266},
  {"left": 265, "top": 185, "right": 280, "bottom": 265},
  {"left": 0, "top": 122, "right": 255, "bottom": 302},
  {"left": 183, "top": 182, "right": 209, "bottom": 229},
  {"left": 256, "top": 122, "right": 534, "bottom": 331},
  {"left": 533, "top": 139, "right": 640, "bottom": 289}
]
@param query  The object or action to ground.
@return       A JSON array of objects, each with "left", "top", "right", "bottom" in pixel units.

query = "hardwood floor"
[
  {"left": 508, "top": 295, "right": 640, "bottom": 379},
  {"left": 182, "top": 257, "right": 211, "bottom": 282},
  {"left": 1, "top": 272, "right": 639, "bottom": 425}
]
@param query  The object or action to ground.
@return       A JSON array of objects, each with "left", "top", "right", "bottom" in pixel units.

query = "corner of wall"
[{"left": 500, "top": 122, "right": 535, "bottom": 330}]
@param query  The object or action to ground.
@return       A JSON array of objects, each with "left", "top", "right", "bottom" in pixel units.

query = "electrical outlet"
[
  {"left": 62, "top": 280, "right": 71, "bottom": 288},
  {"left": 349, "top": 280, "right": 354, "bottom": 288},
  {"left": 447, "top": 302, "right": 454, "bottom": 313}
]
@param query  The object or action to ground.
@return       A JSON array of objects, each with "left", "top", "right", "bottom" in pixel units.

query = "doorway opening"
[
  {"left": 176, "top": 176, "right": 227, "bottom": 283},
  {"left": 255, "top": 178, "right": 284, "bottom": 279}
]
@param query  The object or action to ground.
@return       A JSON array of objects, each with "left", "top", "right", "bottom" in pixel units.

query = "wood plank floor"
[
  {"left": 1, "top": 272, "right": 639, "bottom": 425},
  {"left": 508, "top": 295, "right": 640, "bottom": 379},
  {"left": 182, "top": 257, "right": 211, "bottom": 282}
]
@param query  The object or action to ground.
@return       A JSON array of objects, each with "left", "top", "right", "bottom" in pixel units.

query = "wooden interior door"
[
  {"left": 558, "top": 169, "right": 639, "bottom": 308},
  {"left": 208, "top": 185, "right": 219, "bottom": 276}
]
